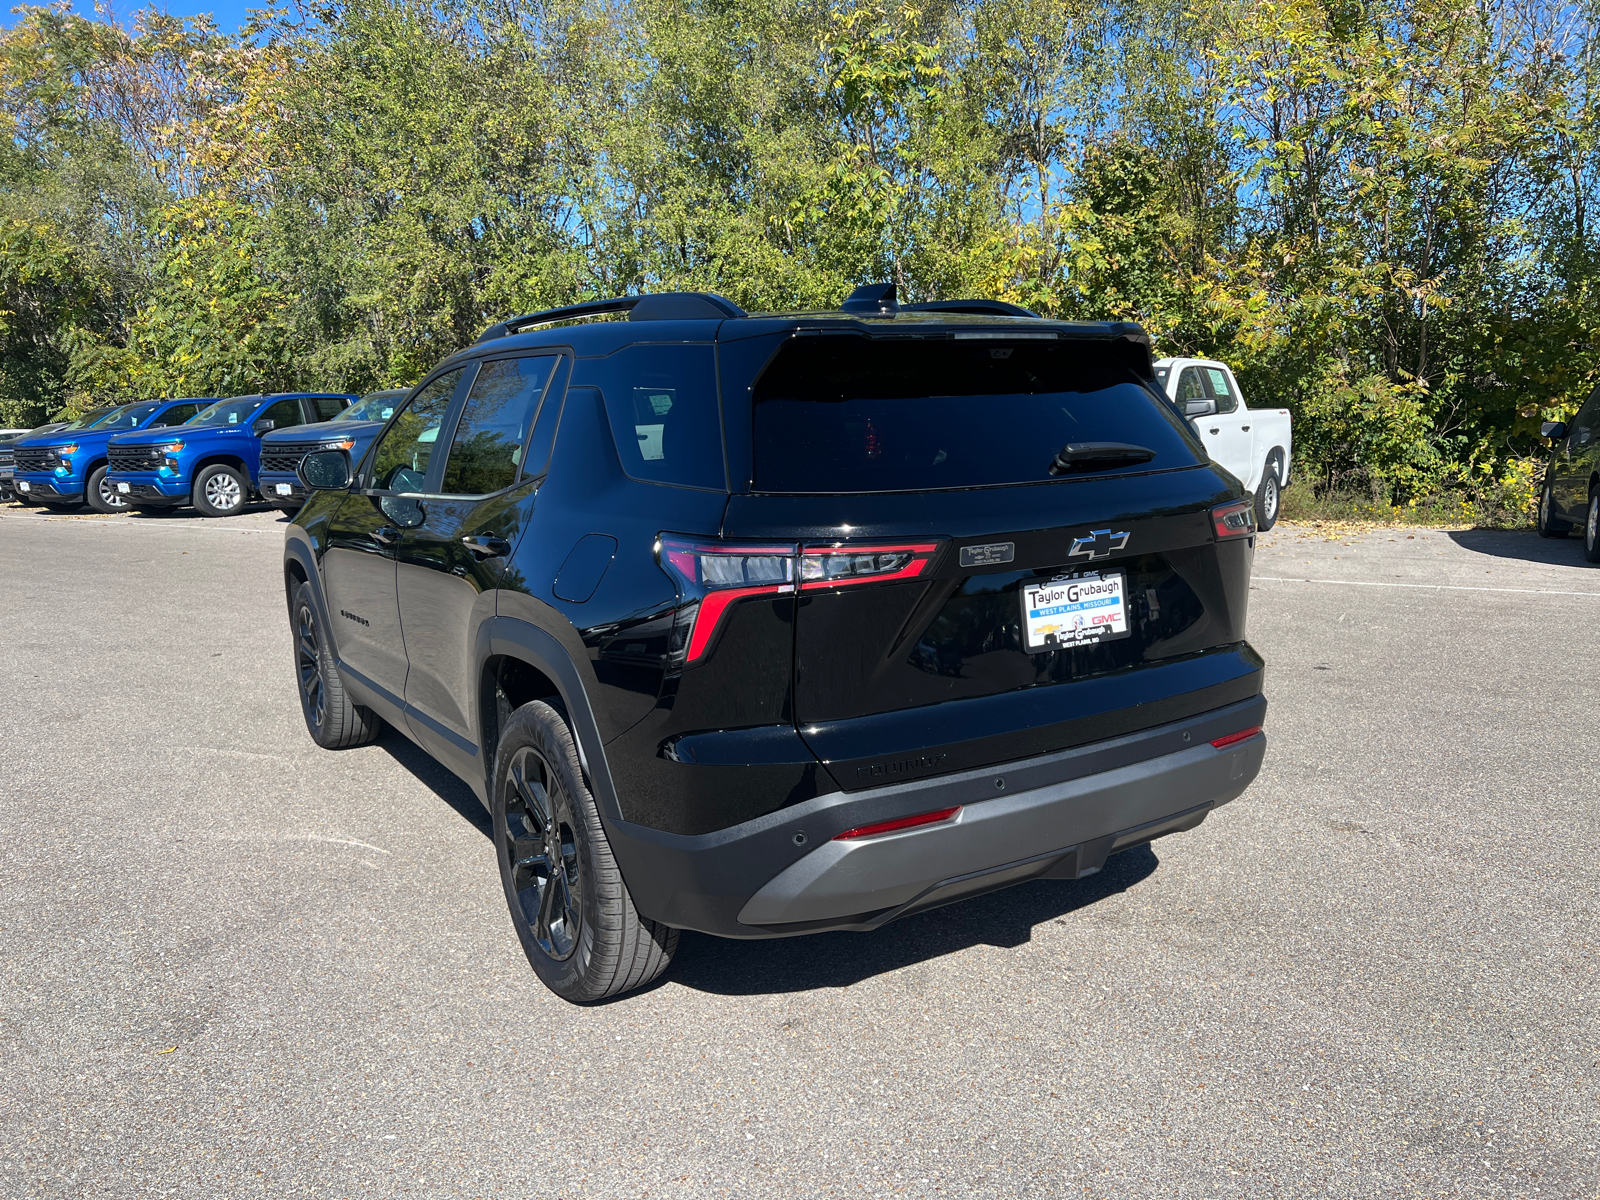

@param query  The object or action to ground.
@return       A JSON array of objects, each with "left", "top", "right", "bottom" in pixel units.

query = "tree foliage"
[{"left": 2, "top": 0, "right": 1597, "bottom": 502}]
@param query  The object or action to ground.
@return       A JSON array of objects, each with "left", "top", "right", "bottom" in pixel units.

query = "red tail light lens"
[
  {"left": 1210, "top": 726, "right": 1262, "bottom": 749},
  {"left": 832, "top": 806, "right": 962, "bottom": 841},
  {"left": 799, "top": 541, "right": 941, "bottom": 590},
  {"left": 656, "top": 536, "right": 797, "bottom": 663},
  {"left": 1210, "top": 498, "right": 1256, "bottom": 540}
]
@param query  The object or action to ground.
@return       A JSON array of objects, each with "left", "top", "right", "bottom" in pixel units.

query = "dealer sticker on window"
[{"left": 1021, "top": 570, "right": 1130, "bottom": 651}]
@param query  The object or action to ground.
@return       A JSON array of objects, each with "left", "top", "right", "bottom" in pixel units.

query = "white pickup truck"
[{"left": 1154, "top": 357, "right": 1293, "bottom": 530}]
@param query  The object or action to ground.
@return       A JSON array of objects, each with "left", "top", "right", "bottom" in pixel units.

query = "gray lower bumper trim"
[{"left": 737, "top": 733, "right": 1265, "bottom": 927}]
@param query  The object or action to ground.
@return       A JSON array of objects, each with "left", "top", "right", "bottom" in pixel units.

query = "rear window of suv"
[{"left": 752, "top": 336, "right": 1200, "bottom": 493}]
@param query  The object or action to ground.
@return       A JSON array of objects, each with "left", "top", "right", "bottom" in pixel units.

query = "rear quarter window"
[
  {"left": 591, "top": 344, "right": 725, "bottom": 490},
  {"left": 752, "top": 336, "right": 1201, "bottom": 493}
]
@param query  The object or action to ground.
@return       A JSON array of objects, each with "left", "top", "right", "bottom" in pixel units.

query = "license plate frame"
[
  {"left": 1020, "top": 569, "right": 1131, "bottom": 652},
  {"left": 117, "top": 482, "right": 130, "bottom": 494},
  {"left": 275, "top": 483, "right": 293, "bottom": 496}
]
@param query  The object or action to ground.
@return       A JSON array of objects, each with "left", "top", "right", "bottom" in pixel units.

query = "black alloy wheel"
[
  {"left": 296, "top": 600, "right": 327, "bottom": 733},
  {"left": 491, "top": 700, "right": 677, "bottom": 1002},
  {"left": 503, "top": 745, "right": 582, "bottom": 960},
  {"left": 289, "top": 580, "right": 383, "bottom": 749}
]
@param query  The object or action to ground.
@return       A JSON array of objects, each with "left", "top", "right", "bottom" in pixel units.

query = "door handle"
[
  {"left": 1208, "top": 427, "right": 1220, "bottom": 435},
  {"left": 1241, "top": 425, "right": 1250, "bottom": 432},
  {"left": 463, "top": 535, "right": 512, "bottom": 558},
  {"left": 371, "top": 526, "right": 401, "bottom": 545}
]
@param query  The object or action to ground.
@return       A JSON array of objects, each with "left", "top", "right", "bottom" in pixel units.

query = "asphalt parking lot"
[{"left": 1, "top": 502, "right": 1597, "bottom": 1198}]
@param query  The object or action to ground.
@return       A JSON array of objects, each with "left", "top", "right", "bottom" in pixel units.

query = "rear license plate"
[
  {"left": 275, "top": 483, "right": 292, "bottom": 496},
  {"left": 1021, "top": 570, "right": 1130, "bottom": 651},
  {"left": 117, "top": 482, "right": 130, "bottom": 494}
]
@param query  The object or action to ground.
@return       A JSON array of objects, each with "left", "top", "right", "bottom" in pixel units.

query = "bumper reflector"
[
  {"left": 1210, "top": 726, "right": 1262, "bottom": 749},
  {"left": 832, "top": 806, "right": 962, "bottom": 841}
]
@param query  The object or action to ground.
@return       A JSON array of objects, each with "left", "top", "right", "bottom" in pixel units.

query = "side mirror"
[
  {"left": 253, "top": 419, "right": 276, "bottom": 436},
  {"left": 1184, "top": 397, "right": 1215, "bottom": 418},
  {"left": 1541, "top": 420, "right": 1567, "bottom": 440},
  {"left": 298, "top": 449, "right": 352, "bottom": 491}
]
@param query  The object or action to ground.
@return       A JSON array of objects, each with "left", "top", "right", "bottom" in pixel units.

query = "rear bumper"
[{"left": 610, "top": 694, "right": 1266, "bottom": 938}]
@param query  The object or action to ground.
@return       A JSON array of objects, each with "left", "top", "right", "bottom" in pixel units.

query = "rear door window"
[
  {"left": 593, "top": 344, "right": 724, "bottom": 490},
  {"left": 439, "top": 356, "right": 555, "bottom": 495},
  {"left": 752, "top": 337, "right": 1201, "bottom": 493}
]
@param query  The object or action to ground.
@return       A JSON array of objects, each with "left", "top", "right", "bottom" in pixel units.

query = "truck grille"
[
  {"left": 260, "top": 442, "right": 320, "bottom": 474},
  {"left": 109, "top": 445, "right": 165, "bottom": 472},
  {"left": 0, "top": 447, "right": 12, "bottom": 470},
  {"left": 13, "top": 449, "right": 49, "bottom": 473}
]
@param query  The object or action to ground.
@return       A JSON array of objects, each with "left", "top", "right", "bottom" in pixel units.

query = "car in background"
[
  {"left": 0, "top": 429, "right": 29, "bottom": 502},
  {"left": 258, "top": 389, "right": 409, "bottom": 511},
  {"left": 10, "top": 399, "right": 211, "bottom": 512},
  {"left": 1153, "top": 358, "right": 1293, "bottom": 530},
  {"left": 1538, "top": 387, "right": 1600, "bottom": 560},
  {"left": 107, "top": 392, "right": 356, "bottom": 517}
]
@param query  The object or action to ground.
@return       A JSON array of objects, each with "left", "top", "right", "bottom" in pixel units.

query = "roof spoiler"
[{"left": 474, "top": 291, "right": 746, "bottom": 344}]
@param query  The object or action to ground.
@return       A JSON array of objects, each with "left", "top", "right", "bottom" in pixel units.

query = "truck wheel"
[
  {"left": 292, "top": 581, "right": 383, "bottom": 748},
  {"left": 192, "top": 464, "right": 248, "bottom": 517},
  {"left": 492, "top": 700, "right": 677, "bottom": 1003},
  {"left": 1537, "top": 476, "right": 1570, "bottom": 537},
  {"left": 84, "top": 466, "right": 128, "bottom": 514},
  {"left": 1254, "top": 461, "right": 1281, "bottom": 531},
  {"left": 1586, "top": 492, "right": 1600, "bottom": 564}
]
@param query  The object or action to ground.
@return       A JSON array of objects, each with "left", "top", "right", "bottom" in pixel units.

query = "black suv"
[{"left": 284, "top": 286, "right": 1268, "bottom": 1002}]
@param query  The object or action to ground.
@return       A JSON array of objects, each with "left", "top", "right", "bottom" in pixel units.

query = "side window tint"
[
  {"left": 1574, "top": 387, "right": 1600, "bottom": 443},
  {"left": 154, "top": 404, "right": 199, "bottom": 427},
  {"left": 1174, "top": 368, "right": 1206, "bottom": 404},
  {"left": 261, "top": 398, "right": 303, "bottom": 430},
  {"left": 524, "top": 358, "right": 571, "bottom": 478},
  {"left": 441, "top": 357, "right": 553, "bottom": 495},
  {"left": 369, "top": 370, "right": 463, "bottom": 491},
  {"left": 595, "top": 344, "right": 724, "bottom": 489},
  {"left": 312, "top": 395, "right": 347, "bottom": 421}
]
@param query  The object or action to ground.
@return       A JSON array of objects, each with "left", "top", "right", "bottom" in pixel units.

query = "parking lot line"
[{"left": 1254, "top": 573, "right": 1600, "bottom": 598}]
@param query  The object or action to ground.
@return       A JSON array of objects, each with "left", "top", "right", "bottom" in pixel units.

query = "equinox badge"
[{"left": 1068, "top": 529, "right": 1130, "bottom": 561}]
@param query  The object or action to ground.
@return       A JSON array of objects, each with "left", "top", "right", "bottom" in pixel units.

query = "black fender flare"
[{"left": 474, "top": 615, "right": 626, "bottom": 828}]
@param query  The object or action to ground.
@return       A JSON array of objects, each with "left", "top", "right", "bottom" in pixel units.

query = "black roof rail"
[
  {"left": 904, "top": 298, "right": 1041, "bottom": 318},
  {"left": 474, "top": 291, "right": 746, "bottom": 344}
]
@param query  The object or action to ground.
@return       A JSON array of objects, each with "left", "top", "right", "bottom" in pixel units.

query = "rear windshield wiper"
[{"left": 1048, "top": 441, "right": 1156, "bottom": 476}]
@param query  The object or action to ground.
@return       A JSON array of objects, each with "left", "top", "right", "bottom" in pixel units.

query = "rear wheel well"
[{"left": 481, "top": 654, "right": 563, "bottom": 787}]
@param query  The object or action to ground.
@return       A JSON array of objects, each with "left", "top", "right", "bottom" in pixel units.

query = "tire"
[
  {"left": 1253, "top": 459, "right": 1281, "bottom": 531},
  {"left": 191, "top": 464, "right": 249, "bottom": 517},
  {"left": 1537, "top": 476, "right": 1571, "bottom": 537},
  {"left": 84, "top": 465, "right": 128, "bottom": 514},
  {"left": 1586, "top": 492, "right": 1600, "bottom": 564},
  {"left": 492, "top": 700, "right": 677, "bottom": 1003},
  {"left": 291, "top": 580, "right": 383, "bottom": 749}
]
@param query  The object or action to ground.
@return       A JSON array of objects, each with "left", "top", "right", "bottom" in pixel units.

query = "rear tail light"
[
  {"left": 832, "top": 806, "right": 962, "bottom": 841},
  {"left": 1210, "top": 726, "right": 1262, "bottom": 749},
  {"left": 799, "top": 542, "right": 941, "bottom": 590},
  {"left": 1210, "top": 498, "right": 1255, "bottom": 540},
  {"left": 656, "top": 536, "right": 797, "bottom": 663},
  {"left": 658, "top": 534, "right": 947, "bottom": 662}
]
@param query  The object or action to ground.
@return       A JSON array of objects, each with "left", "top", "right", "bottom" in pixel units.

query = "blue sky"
[{"left": 2, "top": 2, "right": 256, "bottom": 36}]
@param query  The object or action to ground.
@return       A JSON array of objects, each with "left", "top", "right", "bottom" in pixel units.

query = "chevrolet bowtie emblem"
[{"left": 1068, "top": 529, "right": 1130, "bottom": 560}]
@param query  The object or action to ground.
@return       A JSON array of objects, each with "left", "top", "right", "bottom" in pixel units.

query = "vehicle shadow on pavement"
[
  {"left": 663, "top": 844, "right": 1160, "bottom": 996},
  {"left": 381, "top": 731, "right": 493, "bottom": 838},
  {"left": 1445, "top": 529, "right": 1596, "bottom": 566}
]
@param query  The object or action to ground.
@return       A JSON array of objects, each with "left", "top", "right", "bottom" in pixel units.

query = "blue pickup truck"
[
  {"left": 107, "top": 392, "right": 355, "bottom": 517},
  {"left": 12, "top": 400, "right": 209, "bottom": 512},
  {"left": 257, "top": 388, "right": 408, "bottom": 510}
]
